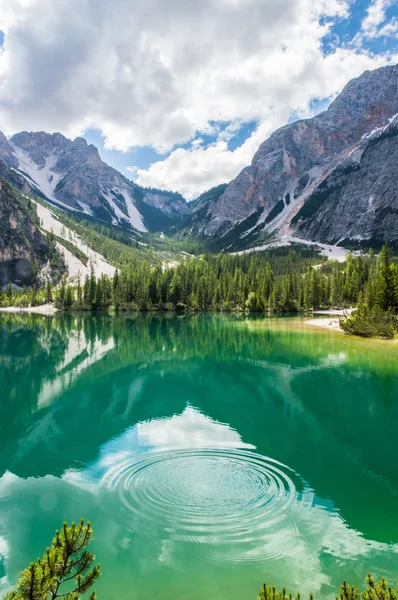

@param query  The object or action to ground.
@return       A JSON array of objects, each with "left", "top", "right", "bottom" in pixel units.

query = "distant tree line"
[
  {"left": 52, "top": 248, "right": 378, "bottom": 313},
  {"left": 2, "top": 245, "right": 397, "bottom": 337}
]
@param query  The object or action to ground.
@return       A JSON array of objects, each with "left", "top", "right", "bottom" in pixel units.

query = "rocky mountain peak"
[
  {"left": 72, "top": 136, "right": 88, "bottom": 146},
  {"left": 11, "top": 131, "right": 70, "bottom": 167},
  {"left": 0, "top": 128, "right": 191, "bottom": 233},
  {"left": 322, "top": 64, "right": 398, "bottom": 137},
  {"left": 191, "top": 63, "right": 398, "bottom": 248},
  {"left": 53, "top": 136, "right": 103, "bottom": 173}
]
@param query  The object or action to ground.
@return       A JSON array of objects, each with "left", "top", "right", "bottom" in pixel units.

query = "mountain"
[
  {"left": 0, "top": 131, "right": 191, "bottom": 233},
  {"left": 291, "top": 115, "right": 398, "bottom": 247},
  {"left": 0, "top": 176, "right": 55, "bottom": 286},
  {"left": 2, "top": 64, "right": 398, "bottom": 251},
  {"left": 0, "top": 158, "right": 34, "bottom": 195},
  {"left": 191, "top": 64, "right": 398, "bottom": 249}
]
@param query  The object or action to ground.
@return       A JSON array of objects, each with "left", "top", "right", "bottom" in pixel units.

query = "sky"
[{"left": 0, "top": 0, "right": 397, "bottom": 199}]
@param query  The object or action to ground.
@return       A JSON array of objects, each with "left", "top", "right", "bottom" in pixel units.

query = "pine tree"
[
  {"left": 77, "top": 274, "right": 82, "bottom": 307},
  {"left": 374, "top": 243, "right": 398, "bottom": 311},
  {"left": 64, "top": 286, "right": 74, "bottom": 309},
  {"left": 56, "top": 278, "right": 66, "bottom": 309},
  {"left": 4, "top": 519, "right": 100, "bottom": 600},
  {"left": 45, "top": 279, "right": 53, "bottom": 304},
  {"left": 257, "top": 575, "right": 397, "bottom": 600},
  {"left": 245, "top": 291, "right": 258, "bottom": 312}
]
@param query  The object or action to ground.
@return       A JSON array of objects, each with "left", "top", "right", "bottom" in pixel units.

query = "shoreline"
[
  {"left": 304, "top": 317, "right": 343, "bottom": 332},
  {"left": 304, "top": 309, "right": 353, "bottom": 333},
  {"left": 0, "top": 305, "right": 352, "bottom": 324},
  {"left": 0, "top": 303, "right": 58, "bottom": 315},
  {"left": 309, "top": 309, "right": 353, "bottom": 316}
]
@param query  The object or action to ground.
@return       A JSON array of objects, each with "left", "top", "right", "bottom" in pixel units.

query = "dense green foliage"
[
  {"left": 52, "top": 248, "right": 374, "bottom": 312},
  {"left": 4, "top": 190, "right": 398, "bottom": 340},
  {"left": 258, "top": 574, "right": 397, "bottom": 600},
  {"left": 4, "top": 245, "right": 391, "bottom": 316},
  {"left": 50, "top": 205, "right": 203, "bottom": 266},
  {"left": 0, "top": 282, "right": 51, "bottom": 308},
  {"left": 341, "top": 244, "right": 398, "bottom": 338},
  {"left": 4, "top": 520, "right": 100, "bottom": 600}
]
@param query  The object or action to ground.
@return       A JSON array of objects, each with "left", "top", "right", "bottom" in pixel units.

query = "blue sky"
[
  {"left": 84, "top": 119, "right": 261, "bottom": 174},
  {"left": 0, "top": 0, "right": 397, "bottom": 198},
  {"left": 85, "top": 0, "right": 398, "bottom": 195}
]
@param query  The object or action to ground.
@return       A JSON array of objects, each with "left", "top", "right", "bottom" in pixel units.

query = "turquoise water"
[{"left": 0, "top": 313, "right": 398, "bottom": 599}]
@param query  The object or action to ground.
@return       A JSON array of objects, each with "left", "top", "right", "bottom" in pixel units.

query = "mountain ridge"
[
  {"left": 190, "top": 63, "right": 398, "bottom": 249},
  {"left": 292, "top": 114, "right": 398, "bottom": 246},
  {"left": 1, "top": 63, "right": 398, "bottom": 251},
  {"left": 0, "top": 130, "right": 192, "bottom": 233}
]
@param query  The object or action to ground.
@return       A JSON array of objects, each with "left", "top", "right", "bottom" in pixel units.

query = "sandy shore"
[
  {"left": 310, "top": 309, "right": 353, "bottom": 316},
  {"left": 304, "top": 309, "right": 353, "bottom": 332},
  {"left": 305, "top": 317, "right": 344, "bottom": 332},
  {"left": 0, "top": 303, "right": 58, "bottom": 315}
]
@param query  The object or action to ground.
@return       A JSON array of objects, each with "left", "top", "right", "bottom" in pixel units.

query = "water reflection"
[{"left": 0, "top": 313, "right": 398, "bottom": 599}]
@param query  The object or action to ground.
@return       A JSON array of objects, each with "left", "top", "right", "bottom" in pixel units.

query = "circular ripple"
[{"left": 100, "top": 448, "right": 303, "bottom": 561}]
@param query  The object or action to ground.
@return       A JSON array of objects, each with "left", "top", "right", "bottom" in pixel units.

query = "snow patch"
[
  {"left": 10, "top": 145, "right": 62, "bottom": 201},
  {"left": 367, "top": 196, "right": 374, "bottom": 212},
  {"left": 349, "top": 234, "right": 368, "bottom": 241},
  {"left": 35, "top": 201, "right": 115, "bottom": 280},
  {"left": 233, "top": 235, "right": 353, "bottom": 263},
  {"left": 386, "top": 112, "right": 398, "bottom": 128},
  {"left": 240, "top": 209, "right": 268, "bottom": 238},
  {"left": 78, "top": 201, "right": 93, "bottom": 216},
  {"left": 101, "top": 188, "right": 129, "bottom": 224},
  {"left": 118, "top": 188, "right": 147, "bottom": 232}
]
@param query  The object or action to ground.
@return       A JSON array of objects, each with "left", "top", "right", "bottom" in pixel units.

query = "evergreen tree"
[
  {"left": 374, "top": 243, "right": 397, "bottom": 311},
  {"left": 257, "top": 574, "right": 397, "bottom": 600},
  {"left": 64, "top": 286, "right": 74, "bottom": 309},
  {"left": 45, "top": 279, "right": 53, "bottom": 304},
  {"left": 77, "top": 274, "right": 82, "bottom": 307},
  {"left": 4, "top": 519, "right": 100, "bottom": 600}
]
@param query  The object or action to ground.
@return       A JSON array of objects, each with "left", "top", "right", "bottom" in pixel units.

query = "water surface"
[{"left": 0, "top": 313, "right": 398, "bottom": 599}]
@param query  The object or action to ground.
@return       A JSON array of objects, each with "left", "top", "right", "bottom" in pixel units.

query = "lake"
[{"left": 0, "top": 313, "right": 398, "bottom": 600}]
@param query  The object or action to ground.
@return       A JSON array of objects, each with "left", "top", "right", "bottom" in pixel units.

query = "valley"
[
  {"left": 1, "top": 3, "right": 398, "bottom": 597},
  {"left": 0, "top": 64, "right": 398, "bottom": 265}
]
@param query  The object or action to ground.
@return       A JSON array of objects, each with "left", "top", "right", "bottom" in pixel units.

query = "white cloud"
[
  {"left": 137, "top": 119, "right": 277, "bottom": 198},
  {"left": 378, "top": 16, "right": 398, "bottom": 36},
  {"left": 0, "top": 0, "right": 397, "bottom": 197},
  {"left": 136, "top": 406, "right": 255, "bottom": 450},
  {"left": 137, "top": 48, "right": 396, "bottom": 198},
  {"left": 360, "top": 0, "right": 395, "bottom": 38}
]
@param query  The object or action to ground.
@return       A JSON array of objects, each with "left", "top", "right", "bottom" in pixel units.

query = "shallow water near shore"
[{"left": 0, "top": 313, "right": 398, "bottom": 599}]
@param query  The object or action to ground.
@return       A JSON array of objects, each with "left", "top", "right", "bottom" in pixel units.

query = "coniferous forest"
[{"left": 2, "top": 244, "right": 398, "bottom": 337}]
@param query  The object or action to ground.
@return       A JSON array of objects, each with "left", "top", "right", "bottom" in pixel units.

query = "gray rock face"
[
  {"left": 292, "top": 118, "right": 398, "bottom": 245},
  {"left": 141, "top": 190, "right": 191, "bottom": 219},
  {"left": 0, "top": 159, "right": 33, "bottom": 195},
  {"left": 0, "top": 177, "right": 50, "bottom": 286},
  {"left": 1, "top": 131, "right": 192, "bottom": 232},
  {"left": 11, "top": 131, "right": 69, "bottom": 167},
  {"left": 192, "top": 64, "right": 398, "bottom": 244},
  {"left": 0, "top": 132, "right": 19, "bottom": 169}
]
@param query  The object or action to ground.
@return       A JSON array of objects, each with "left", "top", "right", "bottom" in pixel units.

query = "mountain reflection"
[{"left": 1, "top": 313, "right": 398, "bottom": 600}]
